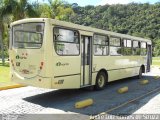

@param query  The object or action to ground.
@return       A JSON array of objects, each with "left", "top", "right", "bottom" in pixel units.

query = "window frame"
[
  {"left": 109, "top": 36, "right": 122, "bottom": 56},
  {"left": 122, "top": 38, "right": 133, "bottom": 56},
  {"left": 123, "top": 39, "right": 132, "bottom": 48},
  {"left": 132, "top": 40, "right": 141, "bottom": 56},
  {"left": 141, "top": 41, "right": 147, "bottom": 56},
  {"left": 141, "top": 41, "right": 147, "bottom": 49},
  {"left": 93, "top": 33, "right": 109, "bottom": 56},
  {"left": 12, "top": 22, "right": 45, "bottom": 49},
  {"left": 53, "top": 26, "right": 80, "bottom": 56}
]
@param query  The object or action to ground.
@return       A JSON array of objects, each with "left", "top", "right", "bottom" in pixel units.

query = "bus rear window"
[{"left": 12, "top": 23, "right": 44, "bottom": 49}]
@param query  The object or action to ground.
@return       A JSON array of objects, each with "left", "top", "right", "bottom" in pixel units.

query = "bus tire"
[
  {"left": 137, "top": 67, "right": 142, "bottom": 79},
  {"left": 95, "top": 71, "right": 107, "bottom": 90}
]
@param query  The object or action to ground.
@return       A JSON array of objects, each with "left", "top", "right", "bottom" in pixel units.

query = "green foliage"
[
  {"left": 152, "top": 57, "right": 160, "bottom": 66},
  {"left": 0, "top": 62, "right": 10, "bottom": 82},
  {"left": 36, "top": 0, "right": 74, "bottom": 21},
  {"left": 154, "top": 40, "right": 160, "bottom": 56},
  {"left": 0, "top": 50, "right": 9, "bottom": 58},
  {"left": 70, "top": 3, "right": 160, "bottom": 56}
]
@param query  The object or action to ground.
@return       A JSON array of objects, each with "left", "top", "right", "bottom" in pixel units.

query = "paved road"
[{"left": 0, "top": 66, "right": 160, "bottom": 120}]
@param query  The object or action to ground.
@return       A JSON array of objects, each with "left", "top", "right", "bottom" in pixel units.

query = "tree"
[
  {"left": 0, "top": 0, "right": 11, "bottom": 65},
  {"left": 38, "top": 0, "right": 74, "bottom": 21},
  {"left": 0, "top": 23, "right": 5, "bottom": 65},
  {"left": 154, "top": 40, "right": 160, "bottom": 56},
  {"left": 0, "top": 0, "right": 38, "bottom": 65}
]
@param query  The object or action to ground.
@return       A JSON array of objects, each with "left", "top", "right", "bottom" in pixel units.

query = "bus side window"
[
  {"left": 133, "top": 41, "right": 141, "bottom": 55},
  {"left": 123, "top": 39, "right": 132, "bottom": 55},
  {"left": 94, "top": 34, "right": 109, "bottom": 56},
  {"left": 110, "top": 37, "right": 122, "bottom": 56},
  {"left": 53, "top": 28, "right": 79, "bottom": 55},
  {"left": 141, "top": 42, "right": 147, "bottom": 56}
]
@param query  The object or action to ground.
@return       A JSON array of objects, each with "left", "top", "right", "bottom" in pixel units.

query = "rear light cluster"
[
  {"left": 40, "top": 62, "right": 44, "bottom": 70},
  {"left": 22, "top": 53, "right": 28, "bottom": 56},
  {"left": 22, "top": 53, "right": 28, "bottom": 59}
]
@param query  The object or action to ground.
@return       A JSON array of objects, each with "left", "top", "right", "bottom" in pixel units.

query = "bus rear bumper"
[{"left": 11, "top": 73, "right": 52, "bottom": 89}]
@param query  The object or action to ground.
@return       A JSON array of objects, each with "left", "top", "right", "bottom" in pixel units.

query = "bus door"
[
  {"left": 81, "top": 36, "right": 92, "bottom": 86},
  {"left": 147, "top": 44, "right": 152, "bottom": 72}
]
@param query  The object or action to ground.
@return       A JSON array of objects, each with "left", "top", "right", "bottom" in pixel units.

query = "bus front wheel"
[{"left": 95, "top": 72, "right": 107, "bottom": 90}]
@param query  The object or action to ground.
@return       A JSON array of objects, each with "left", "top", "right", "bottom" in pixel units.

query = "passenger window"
[
  {"left": 54, "top": 28, "right": 79, "bottom": 55},
  {"left": 110, "top": 37, "right": 122, "bottom": 56},
  {"left": 123, "top": 39, "right": 132, "bottom": 55},
  {"left": 133, "top": 41, "right": 141, "bottom": 55},
  {"left": 141, "top": 42, "right": 147, "bottom": 56},
  {"left": 94, "top": 34, "right": 109, "bottom": 55}
]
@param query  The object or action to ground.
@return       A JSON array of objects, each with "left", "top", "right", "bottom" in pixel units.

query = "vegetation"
[
  {"left": 152, "top": 57, "right": 160, "bottom": 66},
  {"left": 70, "top": 3, "right": 160, "bottom": 56},
  {"left": 152, "top": 61, "right": 160, "bottom": 66},
  {"left": 0, "top": 0, "right": 160, "bottom": 63},
  {"left": 153, "top": 57, "right": 160, "bottom": 60},
  {"left": 0, "top": 62, "right": 10, "bottom": 82}
]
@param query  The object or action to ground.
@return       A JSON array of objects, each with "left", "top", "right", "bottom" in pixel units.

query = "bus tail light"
[
  {"left": 40, "top": 66, "right": 42, "bottom": 70},
  {"left": 40, "top": 62, "right": 44, "bottom": 70},
  {"left": 41, "top": 62, "right": 44, "bottom": 66}
]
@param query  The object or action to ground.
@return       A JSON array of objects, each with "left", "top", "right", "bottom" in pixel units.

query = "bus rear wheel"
[{"left": 95, "top": 72, "right": 107, "bottom": 90}]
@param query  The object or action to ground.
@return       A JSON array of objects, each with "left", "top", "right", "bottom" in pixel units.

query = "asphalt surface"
[{"left": 0, "top": 66, "right": 160, "bottom": 120}]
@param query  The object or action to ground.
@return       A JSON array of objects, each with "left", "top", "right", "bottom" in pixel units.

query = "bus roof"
[{"left": 11, "top": 18, "right": 152, "bottom": 44}]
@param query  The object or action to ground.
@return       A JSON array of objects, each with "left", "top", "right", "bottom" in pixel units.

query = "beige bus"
[{"left": 9, "top": 18, "right": 152, "bottom": 90}]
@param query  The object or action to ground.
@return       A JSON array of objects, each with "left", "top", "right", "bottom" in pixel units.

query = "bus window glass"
[
  {"left": 141, "top": 42, "right": 147, "bottom": 56},
  {"left": 54, "top": 28, "right": 79, "bottom": 43},
  {"left": 110, "top": 37, "right": 122, "bottom": 55},
  {"left": 94, "top": 45, "right": 107, "bottom": 55},
  {"left": 123, "top": 39, "right": 132, "bottom": 55},
  {"left": 133, "top": 41, "right": 141, "bottom": 55},
  {"left": 54, "top": 28, "right": 79, "bottom": 55},
  {"left": 94, "top": 34, "right": 108, "bottom": 55},
  {"left": 127, "top": 40, "right": 132, "bottom": 47},
  {"left": 13, "top": 23, "right": 44, "bottom": 49},
  {"left": 133, "top": 41, "right": 139, "bottom": 48},
  {"left": 110, "top": 37, "right": 121, "bottom": 46}
]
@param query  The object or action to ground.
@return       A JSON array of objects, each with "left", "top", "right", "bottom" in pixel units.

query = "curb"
[
  {"left": 117, "top": 86, "right": 128, "bottom": 94},
  {"left": 0, "top": 84, "right": 25, "bottom": 91},
  {"left": 139, "top": 80, "right": 149, "bottom": 85},
  {"left": 75, "top": 99, "right": 93, "bottom": 109}
]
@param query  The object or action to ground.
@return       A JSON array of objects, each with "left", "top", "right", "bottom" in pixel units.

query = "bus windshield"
[{"left": 12, "top": 23, "right": 44, "bottom": 49}]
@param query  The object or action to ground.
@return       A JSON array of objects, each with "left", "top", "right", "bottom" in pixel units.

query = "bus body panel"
[
  {"left": 52, "top": 75, "right": 80, "bottom": 89},
  {"left": 52, "top": 56, "right": 81, "bottom": 89},
  {"left": 11, "top": 73, "right": 52, "bottom": 88},
  {"left": 92, "top": 56, "right": 146, "bottom": 82}
]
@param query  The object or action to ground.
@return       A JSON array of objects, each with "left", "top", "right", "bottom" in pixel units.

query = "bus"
[{"left": 9, "top": 18, "right": 152, "bottom": 90}]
